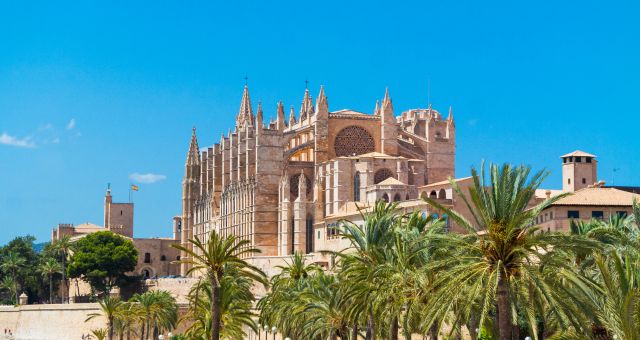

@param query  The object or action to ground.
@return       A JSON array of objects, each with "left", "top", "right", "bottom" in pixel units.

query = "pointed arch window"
[{"left": 353, "top": 172, "right": 361, "bottom": 202}]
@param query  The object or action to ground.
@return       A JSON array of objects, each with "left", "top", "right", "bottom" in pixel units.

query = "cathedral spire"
[
  {"left": 186, "top": 127, "right": 200, "bottom": 166},
  {"left": 447, "top": 106, "right": 454, "bottom": 123},
  {"left": 276, "top": 101, "right": 286, "bottom": 130},
  {"left": 299, "top": 88, "right": 313, "bottom": 121},
  {"left": 374, "top": 99, "right": 381, "bottom": 115},
  {"left": 289, "top": 105, "right": 296, "bottom": 126},
  {"left": 237, "top": 85, "right": 253, "bottom": 127}
]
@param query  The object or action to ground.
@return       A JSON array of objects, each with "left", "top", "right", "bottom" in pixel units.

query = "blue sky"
[{"left": 1, "top": 0, "right": 638, "bottom": 244}]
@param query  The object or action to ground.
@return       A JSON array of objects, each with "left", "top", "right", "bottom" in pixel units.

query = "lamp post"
[
  {"left": 272, "top": 326, "right": 277, "bottom": 340},
  {"left": 525, "top": 337, "right": 532, "bottom": 340},
  {"left": 158, "top": 336, "right": 164, "bottom": 340},
  {"left": 264, "top": 325, "right": 268, "bottom": 340}
]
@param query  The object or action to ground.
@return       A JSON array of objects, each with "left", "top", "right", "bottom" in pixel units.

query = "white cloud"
[
  {"left": 51, "top": 137, "right": 60, "bottom": 144},
  {"left": 129, "top": 172, "right": 167, "bottom": 184},
  {"left": 0, "top": 133, "right": 36, "bottom": 148},
  {"left": 66, "top": 119, "right": 76, "bottom": 130}
]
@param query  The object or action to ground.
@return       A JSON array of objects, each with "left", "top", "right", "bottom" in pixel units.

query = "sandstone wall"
[{"left": 0, "top": 303, "right": 104, "bottom": 340}]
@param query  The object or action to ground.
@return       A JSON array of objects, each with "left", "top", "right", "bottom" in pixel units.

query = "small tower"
[
  {"left": 561, "top": 150, "right": 597, "bottom": 192},
  {"left": 380, "top": 88, "right": 399, "bottom": 155},
  {"left": 181, "top": 127, "right": 201, "bottom": 276},
  {"left": 104, "top": 185, "right": 134, "bottom": 238}
]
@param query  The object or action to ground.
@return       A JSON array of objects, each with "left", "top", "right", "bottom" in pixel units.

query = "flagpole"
[{"left": 129, "top": 184, "right": 132, "bottom": 203}]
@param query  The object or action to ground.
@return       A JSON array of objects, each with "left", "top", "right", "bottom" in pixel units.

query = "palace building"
[{"left": 178, "top": 85, "right": 456, "bottom": 274}]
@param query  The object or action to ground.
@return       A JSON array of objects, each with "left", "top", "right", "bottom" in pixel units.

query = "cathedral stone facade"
[{"left": 179, "top": 85, "right": 455, "bottom": 275}]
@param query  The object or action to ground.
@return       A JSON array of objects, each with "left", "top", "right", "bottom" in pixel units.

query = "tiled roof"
[
  {"left": 422, "top": 176, "right": 473, "bottom": 188},
  {"left": 560, "top": 150, "right": 596, "bottom": 158},
  {"left": 535, "top": 189, "right": 564, "bottom": 200},
  {"left": 377, "top": 177, "right": 406, "bottom": 186},
  {"left": 550, "top": 187, "right": 638, "bottom": 206}
]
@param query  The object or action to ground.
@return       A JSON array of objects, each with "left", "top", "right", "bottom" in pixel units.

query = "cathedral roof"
[{"left": 329, "top": 109, "right": 380, "bottom": 120}]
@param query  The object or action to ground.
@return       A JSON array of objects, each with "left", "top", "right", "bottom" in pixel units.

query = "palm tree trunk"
[
  {"left": 497, "top": 277, "right": 511, "bottom": 340},
  {"left": 429, "top": 323, "right": 438, "bottom": 340},
  {"left": 365, "top": 313, "right": 375, "bottom": 340},
  {"left": 49, "top": 275, "right": 53, "bottom": 303},
  {"left": 390, "top": 316, "right": 399, "bottom": 340},
  {"left": 140, "top": 324, "right": 145, "bottom": 340},
  {"left": 61, "top": 257, "right": 66, "bottom": 303},
  {"left": 211, "top": 277, "right": 222, "bottom": 340},
  {"left": 330, "top": 330, "right": 337, "bottom": 340},
  {"left": 108, "top": 317, "right": 114, "bottom": 340},
  {"left": 352, "top": 324, "right": 358, "bottom": 340}
]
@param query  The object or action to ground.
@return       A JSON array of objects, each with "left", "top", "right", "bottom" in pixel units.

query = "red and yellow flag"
[{"left": 131, "top": 184, "right": 139, "bottom": 191}]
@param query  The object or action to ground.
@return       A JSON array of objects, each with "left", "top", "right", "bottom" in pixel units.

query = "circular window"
[{"left": 334, "top": 126, "right": 375, "bottom": 157}]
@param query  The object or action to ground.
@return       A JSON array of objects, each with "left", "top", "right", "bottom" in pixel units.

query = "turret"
[
  {"left": 446, "top": 106, "right": 455, "bottom": 139},
  {"left": 316, "top": 86, "right": 328, "bottom": 118},
  {"left": 288, "top": 105, "right": 296, "bottom": 126},
  {"left": 256, "top": 101, "right": 264, "bottom": 130},
  {"left": 314, "top": 86, "right": 329, "bottom": 164},
  {"left": 276, "top": 101, "right": 286, "bottom": 131},
  {"left": 181, "top": 127, "right": 201, "bottom": 276},
  {"left": 380, "top": 88, "right": 399, "bottom": 155},
  {"left": 299, "top": 88, "right": 314, "bottom": 122}
]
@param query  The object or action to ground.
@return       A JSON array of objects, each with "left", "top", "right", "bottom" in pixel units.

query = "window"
[
  {"left": 617, "top": 211, "right": 628, "bottom": 218},
  {"left": 567, "top": 211, "right": 580, "bottom": 219},
  {"left": 317, "top": 230, "right": 321, "bottom": 240},
  {"left": 353, "top": 172, "right": 361, "bottom": 201},
  {"left": 160, "top": 255, "right": 167, "bottom": 261},
  {"left": 568, "top": 178, "right": 571, "bottom": 185},
  {"left": 120, "top": 210, "right": 123, "bottom": 216},
  {"left": 586, "top": 157, "right": 592, "bottom": 163},
  {"left": 176, "top": 256, "right": 180, "bottom": 261},
  {"left": 592, "top": 211, "right": 604, "bottom": 219},
  {"left": 144, "top": 253, "right": 151, "bottom": 263},
  {"left": 381, "top": 193, "right": 389, "bottom": 202},
  {"left": 306, "top": 216, "right": 314, "bottom": 253},
  {"left": 582, "top": 178, "right": 586, "bottom": 184},
  {"left": 393, "top": 193, "right": 401, "bottom": 202},
  {"left": 575, "top": 157, "right": 582, "bottom": 163}
]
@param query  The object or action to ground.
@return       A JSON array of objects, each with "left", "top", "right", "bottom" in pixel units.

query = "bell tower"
[{"left": 561, "top": 150, "right": 597, "bottom": 192}]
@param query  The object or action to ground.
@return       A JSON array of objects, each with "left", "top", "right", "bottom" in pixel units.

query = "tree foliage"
[{"left": 67, "top": 231, "right": 138, "bottom": 295}]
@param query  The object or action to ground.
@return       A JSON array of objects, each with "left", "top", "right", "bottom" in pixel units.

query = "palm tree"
[
  {"left": 86, "top": 296, "right": 123, "bottom": 340},
  {"left": 173, "top": 231, "right": 267, "bottom": 340},
  {"left": 91, "top": 328, "right": 108, "bottom": 340},
  {"left": 113, "top": 301, "right": 141, "bottom": 340},
  {"left": 39, "top": 258, "right": 62, "bottom": 303},
  {"left": 131, "top": 290, "right": 178, "bottom": 339},
  {"left": 0, "top": 251, "right": 26, "bottom": 304},
  {"left": 259, "top": 252, "right": 324, "bottom": 339},
  {"left": 183, "top": 264, "right": 261, "bottom": 339},
  {"left": 423, "top": 163, "right": 599, "bottom": 340},
  {"left": 589, "top": 251, "right": 640, "bottom": 340},
  {"left": 52, "top": 235, "right": 73, "bottom": 303},
  {"left": 0, "top": 276, "right": 17, "bottom": 305}
]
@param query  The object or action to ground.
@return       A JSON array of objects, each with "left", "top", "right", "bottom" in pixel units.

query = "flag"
[{"left": 131, "top": 184, "right": 139, "bottom": 191}]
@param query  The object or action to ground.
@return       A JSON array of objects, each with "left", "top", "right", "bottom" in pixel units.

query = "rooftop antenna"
[
  {"left": 612, "top": 167, "right": 620, "bottom": 186},
  {"left": 427, "top": 77, "right": 431, "bottom": 106},
  {"left": 243, "top": 74, "right": 249, "bottom": 86},
  {"left": 305, "top": 78, "right": 309, "bottom": 90}
]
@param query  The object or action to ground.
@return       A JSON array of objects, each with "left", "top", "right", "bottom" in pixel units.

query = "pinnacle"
[
  {"left": 186, "top": 127, "right": 200, "bottom": 165},
  {"left": 237, "top": 85, "right": 253, "bottom": 125}
]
